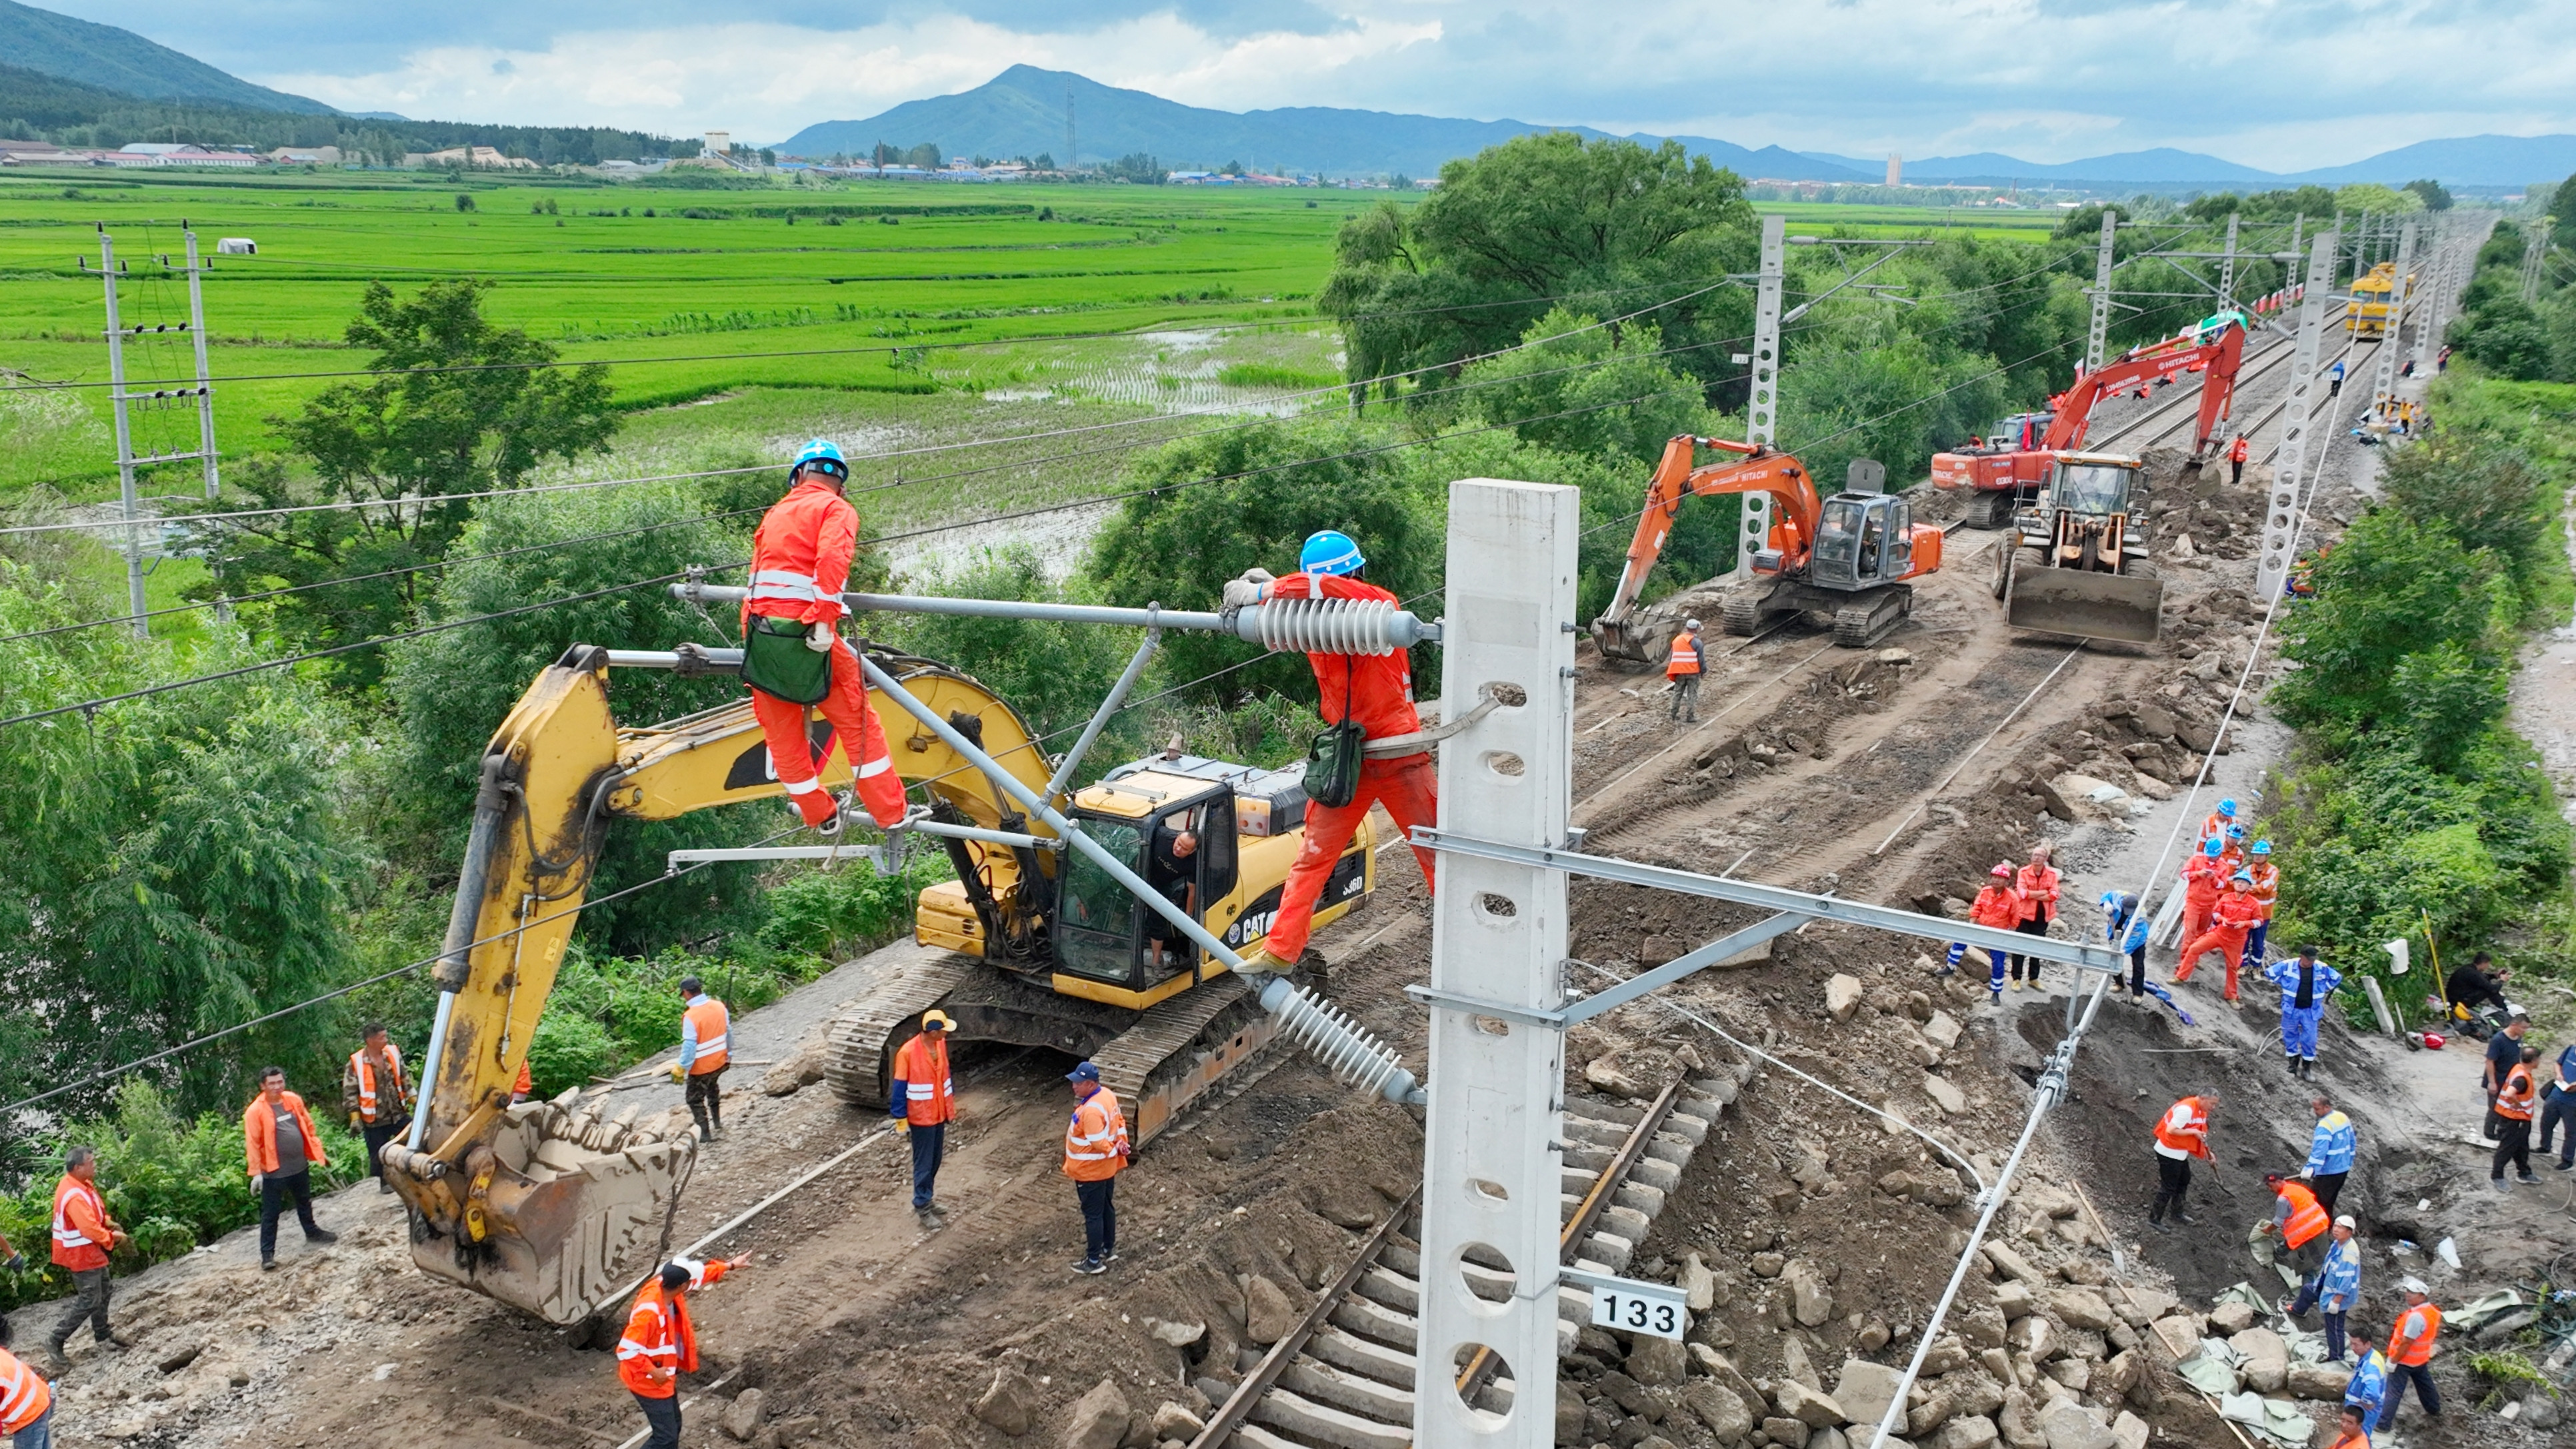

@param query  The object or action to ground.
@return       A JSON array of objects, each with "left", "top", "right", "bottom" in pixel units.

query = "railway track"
[{"left": 1188, "top": 1071, "right": 1751, "bottom": 1449}]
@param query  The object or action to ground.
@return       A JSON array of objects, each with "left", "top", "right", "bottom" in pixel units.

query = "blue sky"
[{"left": 38, "top": 1, "right": 2576, "bottom": 168}]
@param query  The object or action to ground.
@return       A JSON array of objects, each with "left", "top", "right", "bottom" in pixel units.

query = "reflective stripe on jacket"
[
  {"left": 50, "top": 1175, "right": 112, "bottom": 1272},
  {"left": 680, "top": 996, "right": 731, "bottom": 1075},
  {"left": 2495, "top": 1064, "right": 2537, "bottom": 1122},
  {"left": 2343, "top": 1350, "right": 2387, "bottom": 1410},
  {"left": 2268, "top": 957, "right": 2342, "bottom": 1011},
  {"left": 616, "top": 1258, "right": 732, "bottom": 1398},
  {"left": 2317, "top": 1237, "right": 2362, "bottom": 1310},
  {"left": 242, "top": 1091, "right": 328, "bottom": 1176},
  {"left": 1063, "top": 1086, "right": 1129, "bottom": 1182},
  {"left": 2244, "top": 861, "right": 2279, "bottom": 918},
  {"left": 2273, "top": 1180, "right": 2329, "bottom": 1248},
  {"left": 2154, "top": 1097, "right": 2212, "bottom": 1159},
  {"left": 0, "top": 1347, "right": 49, "bottom": 1435},
  {"left": 889, "top": 1034, "right": 955, "bottom": 1126},
  {"left": 2213, "top": 890, "right": 2262, "bottom": 932},
  {"left": 1665, "top": 633, "right": 1701, "bottom": 679},
  {"left": 2387, "top": 1302, "right": 2441, "bottom": 1366},
  {"left": 743, "top": 478, "right": 858, "bottom": 625},
  {"left": 344, "top": 1046, "right": 407, "bottom": 1124},
  {"left": 2305, "top": 1112, "right": 2357, "bottom": 1176}
]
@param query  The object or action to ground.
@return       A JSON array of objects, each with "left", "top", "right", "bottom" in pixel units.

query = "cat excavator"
[
  {"left": 1592, "top": 435, "right": 1943, "bottom": 663},
  {"left": 1931, "top": 317, "right": 2247, "bottom": 527},
  {"left": 383, "top": 631, "right": 1403, "bottom": 1331}
]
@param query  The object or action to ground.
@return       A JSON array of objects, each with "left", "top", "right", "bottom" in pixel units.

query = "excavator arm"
[
  {"left": 385, "top": 642, "right": 1053, "bottom": 1326},
  {"left": 2040, "top": 321, "right": 2245, "bottom": 462},
  {"left": 1592, "top": 435, "right": 1822, "bottom": 663}
]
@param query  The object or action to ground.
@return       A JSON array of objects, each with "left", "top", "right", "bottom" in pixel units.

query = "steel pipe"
[{"left": 671, "top": 582, "right": 1438, "bottom": 653}]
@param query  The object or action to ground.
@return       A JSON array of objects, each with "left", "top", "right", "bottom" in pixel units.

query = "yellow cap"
[{"left": 921, "top": 1010, "right": 955, "bottom": 1032}]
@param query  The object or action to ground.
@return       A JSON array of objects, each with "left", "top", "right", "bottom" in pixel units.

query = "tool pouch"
[
  {"left": 741, "top": 615, "right": 833, "bottom": 705},
  {"left": 1301, "top": 659, "right": 1365, "bottom": 809}
]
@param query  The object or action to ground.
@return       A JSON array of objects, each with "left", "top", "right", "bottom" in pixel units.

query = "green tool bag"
[
  {"left": 1301, "top": 659, "right": 1365, "bottom": 809},
  {"left": 740, "top": 615, "right": 834, "bottom": 705}
]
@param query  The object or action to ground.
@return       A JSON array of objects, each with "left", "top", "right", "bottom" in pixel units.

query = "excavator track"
[
  {"left": 1091, "top": 972, "right": 1281, "bottom": 1147},
  {"left": 1832, "top": 584, "right": 1912, "bottom": 649},
  {"left": 823, "top": 944, "right": 982, "bottom": 1107}
]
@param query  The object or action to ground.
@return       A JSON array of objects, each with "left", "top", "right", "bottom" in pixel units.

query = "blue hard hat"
[
  {"left": 2231, "top": 871, "right": 2255, "bottom": 886},
  {"left": 2217, "top": 799, "right": 2238, "bottom": 816},
  {"left": 1300, "top": 529, "right": 1365, "bottom": 577},
  {"left": 792, "top": 437, "right": 849, "bottom": 479},
  {"left": 2227, "top": 824, "right": 2247, "bottom": 840},
  {"left": 2203, "top": 837, "right": 2225, "bottom": 856},
  {"left": 2251, "top": 840, "right": 2273, "bottom": 856}
]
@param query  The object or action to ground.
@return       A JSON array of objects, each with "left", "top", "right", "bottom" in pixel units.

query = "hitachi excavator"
[
  {"left": 1592, "top": 435, "right": 1943, "bottom": 663},
  {"left": 1931, "top": 317, "right": 2247, "bottom": 527},
  {"left": 383, "top": 634, "right": 1399, "bottom": 1333}
]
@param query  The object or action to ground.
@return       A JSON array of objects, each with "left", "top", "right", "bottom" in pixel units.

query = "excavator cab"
[
  {"left": 1053, "top": 782, "right": 1241, "bottom": 990},
  {"left": 1809, "top": 493, "right": 1914, "bottom": 591}
]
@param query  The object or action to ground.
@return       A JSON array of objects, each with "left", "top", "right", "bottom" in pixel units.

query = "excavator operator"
[
  {"left": 1223, "top": 530, "right": 1438, "bottom": 971},
  {"left": 741, "top": 439, "right": 914, "bottom": 834}
]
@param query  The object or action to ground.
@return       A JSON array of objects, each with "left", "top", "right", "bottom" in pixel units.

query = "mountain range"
[{"left": 0, "top": 0, "right": 332, "bottom": 115}]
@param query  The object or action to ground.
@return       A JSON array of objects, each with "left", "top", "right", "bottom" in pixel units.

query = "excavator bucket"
[
  {"left": 391, "top": 1094, "right": 695, "bottom": 1326},
  {"left": 1591, "top": 614, "right": 1668, "bottom": 665},
  {"left": 2005, "top": 567, "right": 2163, "bottom": 644}
]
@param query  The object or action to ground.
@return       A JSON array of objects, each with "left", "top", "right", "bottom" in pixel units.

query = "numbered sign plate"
[{"left": 1565, "top": 1267, "right": 1689, "bottom": 1340}]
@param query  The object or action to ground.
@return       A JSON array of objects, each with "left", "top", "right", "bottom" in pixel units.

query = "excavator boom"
[
  {"left": 1593, "top": 435, "right": 1821, "bottom": 663},
  {"left": 2039, "top": 319, "right": 2244, "bottom": 461}
]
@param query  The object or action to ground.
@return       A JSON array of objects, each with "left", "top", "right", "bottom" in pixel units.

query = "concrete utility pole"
[
  {"left": 90, "top": 228, "right": 148, "bottom": 635},
  {"left": 2219, "top": 211, "right": 2240, "bottom": 309},
  {"left": 2524, "top": 216, "right": 2555, "bottom": 303},
  {"left": 2254, "top": 230, "right": 2339, "bottom": 603},
  {"left": 2084, "top": 207, "right": 2117, "bottom": 372},
  {"left": 81, "top": 223, "right": 226, "bottom": 636},
  {"left": 2413, "top": 218, "right": 2449, "bottom": 373},
  {"left": 2368, "top": 222, "right": 2419, "bottom": 409},
  {"left": 1736, "top": 215, "right": 1785, "bottom": 583},
  {"left": 1411, "top": 477, "right": 1579, "bottom": 1449}
]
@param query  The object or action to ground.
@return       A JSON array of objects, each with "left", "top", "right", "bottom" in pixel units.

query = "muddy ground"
[{"left": 23, "top": 303, "right": 2563, "bottom": 1449}]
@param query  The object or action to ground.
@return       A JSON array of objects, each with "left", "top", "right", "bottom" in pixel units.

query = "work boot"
[
  {"left": 689, "top": 1108, "right": 713, "bottom": 1140},
  {"left": 261, "top": 1258, "right": 279, "bottom": 1272},
  {"left": 917, "top": 1209, "right": 943, "bottom": 1230},
  {"left": 377, "top": 1178, "right": 395, "bottom": 1194},
  {"left": 305, "top": 1227, "right": 339, "bottom": 1246},
  {"left": 2517, "top": 1172, "right": 2542, "bottom": 1186},
  {"left": 2492, "top": 1176, "right": 2511, "bottom": 1192},
  {"left": 106, "top": 1328, "right": 137, "bottom": 1349},
  {"left": 39, "top": 1343, "right": 69, "bottom": 1376},
  {"left": 1071, "top": 1258, "right": 1105, "bottom": 1276}
]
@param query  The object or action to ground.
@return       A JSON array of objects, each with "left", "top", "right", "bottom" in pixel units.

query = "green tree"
[
  {"left": 2272, "top": 509, "right": 2513, "bottom": 754},
  {"left": 2400, "top": 178, "right": 2453, "bottom": 211},
  {"left": 1320, "top": 134, "right": 1756, "bottom": 401},
  {"left": 2334, "top": 182, "right": 2421, "bottom": 215},
  {"left": 211, "top": 280, "right": 619, "bottom": 691},
  {"left": 2377, "top": 432, "right": 2547, "bottom": 587},
  {"left": 1445, "top": 309, "right": 1715, "bottom": 465}
]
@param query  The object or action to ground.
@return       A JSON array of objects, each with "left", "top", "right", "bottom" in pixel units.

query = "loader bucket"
[
  {"left": 391, "top": 1095, "right": 695, "bottom": 1325},
  {"left": 2006, "top": 567, "right": 2163, "bottom": 643}
]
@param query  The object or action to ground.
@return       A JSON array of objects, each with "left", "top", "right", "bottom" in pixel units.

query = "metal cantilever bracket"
[{"left": 1362, "top": 686, "right": 1505, "bottom": 757}]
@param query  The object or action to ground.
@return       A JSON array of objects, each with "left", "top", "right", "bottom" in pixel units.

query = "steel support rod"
[
  {"left": 1403, "top": 910, "right": 1806, "bottom": 1028},
  {"left": 855, "top": 653, "right": 1422, "bottom": 1106},
  {"left": 1047, "top": 627, "right": 1160, "bottom": 800},
  {"left": 1413, "top": 830, "right": 2124, "bottom": 974},
  {"left": 673, "top": 583, "right": 1437, "bottom": 650}
]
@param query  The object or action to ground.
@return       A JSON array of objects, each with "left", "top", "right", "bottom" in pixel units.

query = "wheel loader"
[
  {"left": 1591, "top": 435, "right": 1943, "bottom": 663},
  {"left": 1990, "top": 450, "right": 2163, "bottom": 643},
  {"left": 381, "top": 640, "right": 1382, "bottom": 1330}
]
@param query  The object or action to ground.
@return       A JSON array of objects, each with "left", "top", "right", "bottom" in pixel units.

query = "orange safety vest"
[
  {"left": 2197, "top": 812, "right": 2233, "bottom": 847},
  {"left": 890, "top": 1034, "right": 955, "bottom": 1126},
  {"left": 2015, "top": 862, "right": 2060, "bottom": 923},
  {"left": 2155, "top": 1096, "right": 2213, "bottom": 1159},
  {"left": 743, "top": 477, "right": 857, "bottom": 627},
  {"left": 2229, "top": 437, "right": 2250, "bottom": 464},
  {"left": 1969, "top": 884, "right": 2022, "bottom": 930},
  {"left": 2244, "top": 861, "right": 2279, "bottom": 920},
  {"left": 683, "top": 997, "right": 731, "bottom": 1075},
  {"left": 2275, "top": 1180, "right": 2329, "bottom": 1249},
  {"left": 2326, "top": 1434, "right": 2367, "bottom": 1449},
  {"left": 0, "top": 1346, "right": 49, "bottom": 1435},
  {"left": 349, "top": 1046, "right": 407, "bottom": 1124},
  {"left": 2387, "top": 1301, "right": 2441, "bottom": 1367},
  {"left": 243, "top": 1090, "right": 329, "bottom": 1176},
  {"left": 2495, "top": 1063, "right": 2537, "bottom": 1122},
  {"left": 2212, "top": 889, "right": 2262, "bottom": 933},
  {"left": 1665, "top": 631, "right": 1702, "bottom": 679},
  {"left": 615, "top": 1258, "right": 731, "bottom": 1398},
  {"left": 49, "top": 1174, "right": 111, "bottom": 1271},
  {"left": 515, "top": 1060, "right": 533, "bottom": 1098},
  {"left": 1063, "top": 1086, "right": 1129, "bottom": 1182}
]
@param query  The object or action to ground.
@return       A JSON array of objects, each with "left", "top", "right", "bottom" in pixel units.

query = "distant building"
[
  {"left": 267, "top": 146, "right": 341, "bottom": 165},
  {"left": 216, "top": 237, "right": 256, "bottom": 254},
  {"left": 704, "top": 130, "right": 730, "bottom": 157},
  {"left": 116, "top": 143, "right": 259, "bottom": 168},
  {"left": 1886, "top": 153, "right": 1901, "bottom": 187},
  {"left": 401, "top": 145, "right": 539, "bottom": 169}
]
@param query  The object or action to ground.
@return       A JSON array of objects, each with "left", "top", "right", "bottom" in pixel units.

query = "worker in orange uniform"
[
  {"left": 1665, "top": 618, "right": 1704, "bottom": 724},
  {"left": 889, "top": 1010, "right": 957, "bottom": 1226},
  {"left": 2492, "top": 1042, "right": 2542, "bottom": 1190},
  {"left": 617, "top": 1254, "right": 749, "bottom": 1449},
  {"left": 2324, "top": 1405, "right": 2369, "bottom": 1449},
  {"left": 340, "top": 1022, "right": 413, "bottom": 1194},
  {"left": 243, "top": 1066, "right": 339, "bottom": 1271},
  {"left": 2257, "top": 1172, "right": 2331, "bottom": 1278},
  {"left": 1063, "top": 1061, "right": 1129, "bottom": 1276},
  {"left": 1224, "top": 531, "right": 1437, "bottom": 971},
  {"left": 42, "top": 1146, "right": 129, "bottom": 1374},
  {"left": 2241, "top": 840, "right": 2279, "bottom": 967},
  {"left": 1941, "top": 862, "right": 2023, "bottom": 1001},
  {"left": 739, "top": 439, "right": 913, "bottom": 836},
  {"left": 2196, "top": 798, "right": 2239, "bottom": 852},
  {"left": 2149, "top": 1092, "right": 2217, "bottom": 1230},
  {"left": 2375, "top": 1279, "right": 2441, "bottom": 1432},
  {"left": 511, "top": 1060, "right": 533, "bottom": 1106},
  {"left": 0, "top": 1312, "right": 55, "bottom": 1449},
  {"left": 2180, "top": 836, "right": 2227, "bottom": 944},
  {"left": 2007, "top": 844, "right": 2061, "bottom": 992},
  {"left": 2176, "top": 871, "right": 2261, "bottom": 1006},
  {"left": 669, "top": 976, "right": 731, "bottom": 1141},
  {"left": 2228, "top": 433, "right": 2250, "bottom": 486}
]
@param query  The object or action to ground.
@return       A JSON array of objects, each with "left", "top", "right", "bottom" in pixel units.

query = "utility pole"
[
  {"left": 177, "top": 223, "right": 220, "bottom": 501},
  {"left": 2413, "top": 218, "right": 2449, "bottom": 373},
  {"left": 2523, "top": 216, "right": 2554, "bottom": 303},
  {"left": 2367, "top": 222, "right": 2418, "bottom": 409},
  {"left": 1411, "top": 477, "right": 1578, "bottom": 1449},
  {"left": 2084, "top": 207, "right": 2117, "bottom": 373},
  {"left": 1735, "top": 215, "right": 1785, "bottom": 583},
  {"left": 81, "top": 223, "right": 223, "bottom": 637},
  {"left": 2219, "top": 211, "right": 2239, "bottom": 309},
  {"left": 87, "top": 227, "right": 148, "bottom": 635},
  {"left": 2254, "top": 229, "right": 2339, "bottom": 604}
]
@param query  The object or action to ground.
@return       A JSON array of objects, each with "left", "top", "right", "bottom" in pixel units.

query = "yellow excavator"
[{"left": 384, "top": 635, "right": 1398, "bottom": 1330}]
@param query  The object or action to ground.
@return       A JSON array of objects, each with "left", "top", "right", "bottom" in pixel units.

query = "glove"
[
  {"left": 349, "top": 1112, "right": 363, "bottom": 1131},
  {"left": 669, "top": 1062, "right": 688, "bottom": 1084},
  {"left": 891, "top": 1118, "right": 909, "bottom": 1134},
  {"left": 803, "top": 620, "right": 835, "bottom": 653},
  {"left": 251, "top": 1172, "right": 264, "bottom": 1188},
  {"left": 1219, "top": 568, "right": 1274, "bottom": 611}
]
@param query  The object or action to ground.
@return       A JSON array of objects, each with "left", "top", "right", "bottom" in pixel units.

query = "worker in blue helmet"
[
  {"left": 1220, "top": 531, "right": 1436, "bottom": 970},
  {"left": 2197, "top": 798, "right": 2238, "bottom": 851}
]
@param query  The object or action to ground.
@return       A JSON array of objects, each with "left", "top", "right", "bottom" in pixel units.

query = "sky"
[{"left": 39, "top": 0, "right": 2576, "bottom": 168}]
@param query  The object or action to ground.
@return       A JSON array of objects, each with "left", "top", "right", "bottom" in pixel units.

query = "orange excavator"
[
  {"left": 1931, "top": 317, "right": 2247, "bottom": 527},
  {"left": 1593, "top": 435, "right": 1944, "bottom": 663}
]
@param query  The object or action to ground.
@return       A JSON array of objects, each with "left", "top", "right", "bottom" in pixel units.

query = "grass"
[{"left": 0, "top": 172, "right": 1375, "bottom": 503}]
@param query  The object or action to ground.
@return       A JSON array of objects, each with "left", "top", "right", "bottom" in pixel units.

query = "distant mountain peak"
[{"left": 0, "top": 0, "right": 335, "bottom": 114}]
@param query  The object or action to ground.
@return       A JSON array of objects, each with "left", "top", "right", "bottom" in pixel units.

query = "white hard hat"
[
  {"left": 1685, "top": 618, "right": 1702, "bottom": 631},
  {"left": 2400, "top": 1276, "right": 2429, "bottom": 1295}
]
